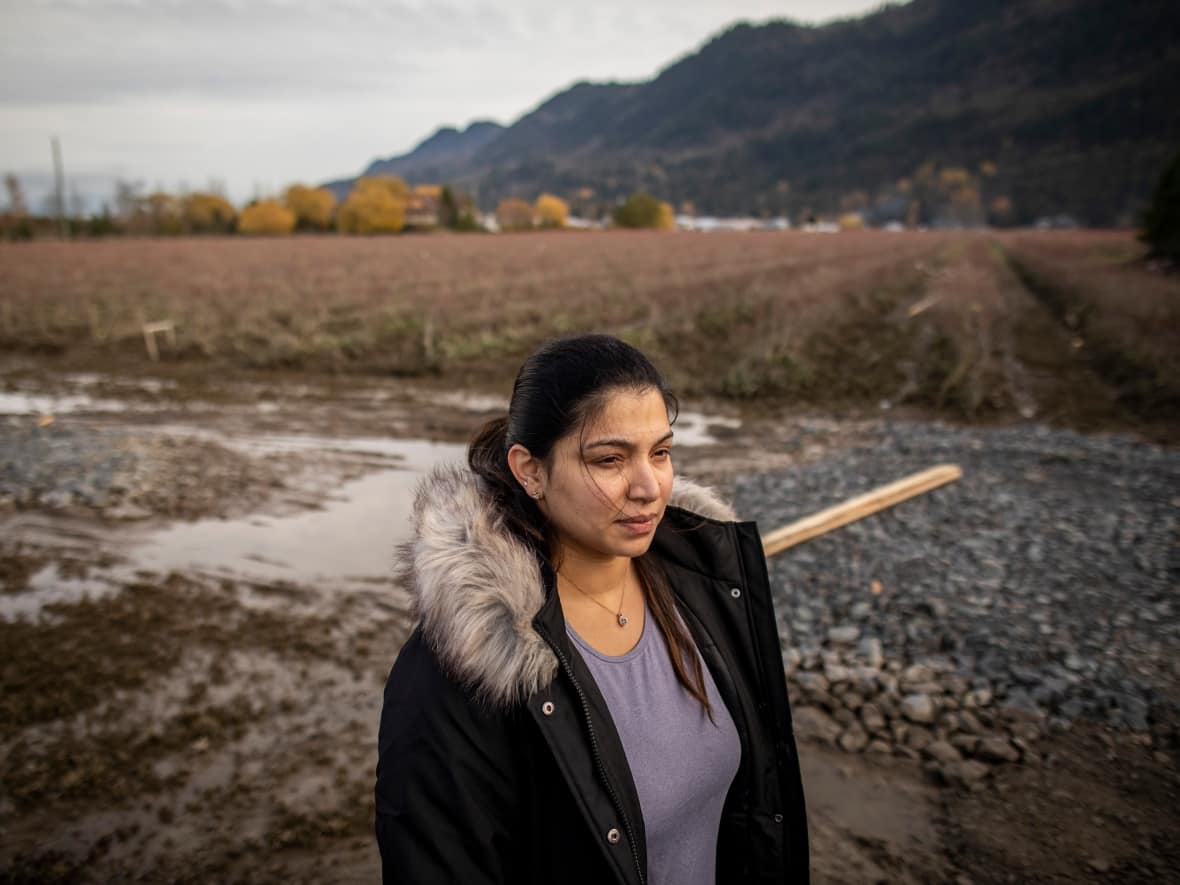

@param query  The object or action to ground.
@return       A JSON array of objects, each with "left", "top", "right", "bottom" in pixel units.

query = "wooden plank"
[{"left": 761, "top": 463, "right": 963, "bottom": 558}]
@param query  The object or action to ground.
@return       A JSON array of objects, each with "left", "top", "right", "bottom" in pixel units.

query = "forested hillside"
[{"left": 334, "top": 0, "right": 1180, "bottom": 225}]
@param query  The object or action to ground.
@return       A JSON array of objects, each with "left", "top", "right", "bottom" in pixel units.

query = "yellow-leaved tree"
[
  {"left": 182, "top": 192, "right": 236, "bottom": 233},
  {"left": 534, "top": 193, "right": 569, "bottom": 229},
  {"left": 284, "top": 184, "right": 336, "bottom": 231},
  {"left": 337, "top": 176, "right": 409, "bottom": 234},
  {"left": 496, "top": 198, "right": 534, "bottom": 232},
  {"left": 656, "top": 200, "right": 676, "bottom": 231},
  {"left": 238, "top": 200, "right": 296, "bottom": 235}
]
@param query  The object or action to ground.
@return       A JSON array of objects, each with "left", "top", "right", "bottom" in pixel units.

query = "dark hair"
[{"left": 468, "top": 334, "right": 712, "bottom": 715}]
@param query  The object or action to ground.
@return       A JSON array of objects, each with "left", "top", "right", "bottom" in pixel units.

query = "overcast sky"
[{"left": 2, "top": 0, "right": 903, "bottom": 207}]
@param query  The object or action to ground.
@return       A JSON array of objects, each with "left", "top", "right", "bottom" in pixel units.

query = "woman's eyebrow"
[{"left": 584, "top": 430, "right": 674, "bottom": 450}]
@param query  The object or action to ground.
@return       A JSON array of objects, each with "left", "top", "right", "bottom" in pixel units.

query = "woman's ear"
[{"left": 507, "top": 444, "right": 546, "bottom": 499}]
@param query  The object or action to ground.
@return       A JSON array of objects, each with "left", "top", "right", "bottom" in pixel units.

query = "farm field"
[{"left": 2, "top": 229, "right": 1176, "bottom": 439}]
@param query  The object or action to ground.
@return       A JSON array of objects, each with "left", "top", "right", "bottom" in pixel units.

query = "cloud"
[
  {"left": 0, "top": 1, "right": 906, "bottom": 201},
  {"left": 0, "top": 0, "right": 515, "bottom": 104}
]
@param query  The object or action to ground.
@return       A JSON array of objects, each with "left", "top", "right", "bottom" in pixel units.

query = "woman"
[{"left": 376, "top": 334, "right": 808, "bottom": 884}]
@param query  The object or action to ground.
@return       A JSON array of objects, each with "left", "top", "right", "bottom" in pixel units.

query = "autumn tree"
[
  {"left": 337, "top": 176, "right": 408, "bottom": 234},
  {"left": 655, "top": 200, "right": 675, "bottom": 231},
  {"left": 182, "top": 192, "right": 236, "bottom": 233},
  {"left": 534, "top": 193, "right": 569, "bottom": 229},
  {"left": 613, "top": 192, "right": 674, "bottom": 230},
  {"left": 284, "top": 184, "right": 336, "bottom": 231},
  {"left": 238, "top": 200, "right": 296, "bottom": 235},
  {"left": 145, "top": 192, "right": 183, "bottom": 235},
  {"left": 496, "top": 198, "right": 534, "bottom": 232}
]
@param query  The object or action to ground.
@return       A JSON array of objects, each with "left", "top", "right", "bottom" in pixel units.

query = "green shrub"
[{"left": 1141, "top": 150, "right": 1180, "bottom": 263}]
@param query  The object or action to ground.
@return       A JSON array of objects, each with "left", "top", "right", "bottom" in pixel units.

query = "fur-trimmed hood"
[{"left": 395, "top": 464, "right": 737, "bottom": 709}]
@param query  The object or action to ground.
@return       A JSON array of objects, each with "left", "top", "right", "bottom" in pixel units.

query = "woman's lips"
[{"left": 617, "top": 514, "right": 658, "bottom": 534}]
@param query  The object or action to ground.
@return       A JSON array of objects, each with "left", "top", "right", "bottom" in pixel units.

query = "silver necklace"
[{"left": 560, "top": 569, "right": 630, "bottom": 628}]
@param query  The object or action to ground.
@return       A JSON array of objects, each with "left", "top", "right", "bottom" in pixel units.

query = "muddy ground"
[{"left": 1, "top": 365, "right": 1176, "bottom": 884}]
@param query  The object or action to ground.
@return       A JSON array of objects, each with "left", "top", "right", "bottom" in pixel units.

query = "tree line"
[{"left": 0, "top": 173, "right": 680, "bottom": 239}]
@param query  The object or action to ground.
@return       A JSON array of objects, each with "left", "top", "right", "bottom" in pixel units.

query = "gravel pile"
[{"left": 735, "top": 421, "right": 1180, "bottom": 780}]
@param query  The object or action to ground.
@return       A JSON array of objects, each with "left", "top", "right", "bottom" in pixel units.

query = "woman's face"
[{"left": 538, "top": 387, "right": 675, "bottom": 565}]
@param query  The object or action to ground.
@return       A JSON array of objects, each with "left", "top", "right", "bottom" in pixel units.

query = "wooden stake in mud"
[
  {"left": 761, "top": 464, "right": 962, "bottom": 558},
  {"left": 142, "top": 319, "right": 176, "bottom": 361}
]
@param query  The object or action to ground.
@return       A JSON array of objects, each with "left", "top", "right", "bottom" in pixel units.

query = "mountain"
[
  {"left": 331, "top": 0, "right": 1180, "bottom": 226},
  {"left": 322, "top": 120, "right": 503, "bottom": 202}
]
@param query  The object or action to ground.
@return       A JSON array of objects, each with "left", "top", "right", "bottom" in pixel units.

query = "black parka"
[{"left": 376, "top": 466, "right": 809, "bottom": 883}]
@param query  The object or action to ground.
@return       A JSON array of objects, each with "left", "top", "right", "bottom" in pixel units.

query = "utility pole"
[{"left": 51, "top": 135, "right": 68, "bottom": 239}]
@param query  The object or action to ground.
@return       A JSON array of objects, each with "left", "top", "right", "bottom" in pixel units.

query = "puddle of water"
[
  {"left": 131, "top": 439, "right": 465, "bottom": 588},
  {"left": 0, "top": 391, "right": 134, "bottom": 415},
  {"left": 674, "top": 411, "right": 742, "bottom": 446},
  {"left": 424, "top": 389, "right": 510, "bottom": 413},
  {"left": 0, "top": 563, "right": 122, "bottom": 621}
]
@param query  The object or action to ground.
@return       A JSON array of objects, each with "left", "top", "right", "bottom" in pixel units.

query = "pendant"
[{"left": 617, "top": 613, "right": 629, "bottom": 628}]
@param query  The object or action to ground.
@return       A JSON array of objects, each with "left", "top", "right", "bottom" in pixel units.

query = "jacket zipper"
[{"left": 535, "top": 625, "right": 646, "bottom": 885}]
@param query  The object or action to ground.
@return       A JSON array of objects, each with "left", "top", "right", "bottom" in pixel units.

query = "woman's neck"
[{"left": 554, "top": 550, "right": 633, "bottom": 598}]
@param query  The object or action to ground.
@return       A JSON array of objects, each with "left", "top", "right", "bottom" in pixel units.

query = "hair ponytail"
[{"left": 467, "top": 415, "right": 551, "bottom": 555}]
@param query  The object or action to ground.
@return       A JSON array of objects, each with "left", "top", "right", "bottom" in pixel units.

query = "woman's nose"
[{"left": 628, "top": 461, "right": 661, "bottom": 500}]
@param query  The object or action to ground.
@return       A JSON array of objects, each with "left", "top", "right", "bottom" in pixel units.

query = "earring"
[{"left": 532, "top": 489, "right": 543, "bottom": 499}]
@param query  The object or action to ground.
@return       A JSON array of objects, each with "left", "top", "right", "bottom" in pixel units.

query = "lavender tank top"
[{"left": 567, "top": 602, "right": 741, "bottom": 885}]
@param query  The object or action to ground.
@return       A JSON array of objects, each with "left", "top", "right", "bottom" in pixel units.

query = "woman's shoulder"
[
  {"left": 380, "top": 627, "right": 524, "bottom": 744},
  {"left": 397, "top": 464, "right": 560, "bottom": 708}
]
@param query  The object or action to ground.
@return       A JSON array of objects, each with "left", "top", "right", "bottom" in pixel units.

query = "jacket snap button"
[
  {"left": 541, "top": 701, "right": 555, "bottom": 716},
  {"left": 773, "top": 813, "right": 784, "bottom": 824},
  {"left": 730, "top": 587, "right": 742, "bottom": 598},
  {"left": 606, "top": 828, "right": 620, "bottom": 844}
]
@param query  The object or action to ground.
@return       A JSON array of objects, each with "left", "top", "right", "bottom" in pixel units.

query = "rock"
[
  {"left": 902, "top": 664, "right": 935, "bottom": 685},
  {"left": 958, "top": 711, "right": 983, "bottom": 734},
  {"left": 823, "top": 663, "right": 853, "bottom": 685},
  {"left": 850, "top": 601, "right": 872, "bottom": 619},
  {"left": 1010, "top": 720, "right": 1043, "bottom": 742},
  {"left": 976, "top": 736, "right": 1021, "bottom": 763},
  {"left": 999, "top": 689, "right": 1042, "bottom": 719},
  {"left": 783, "top": 647, "right": 802, "bottom": 676},
  {"left": 851, "top": 667, "right": 881, "bottom": 693},
  {"left": 924, "top": 740, "right": 963, "bottom": 764},
  {"left": 905, "top": 725, "right": 934, "bottom": 752},
  {"left": 790, "top": 706, "right": 843, "bottom": 745},
  {"left": 1088, "top": 857, "right": 1111, "bottom": 874},
  {"left": 1012, "top": 738, "right": 1038, "bottom": 764},
  {"left": 944, "top": 759, "right": 991, "bottom": 787},
  {"left": 902, "top": 693, "right": 936, "bottom": 724},
  {"left": 866, "top": 739, "right": 892, "bottom": 754},
  {"left": 810, "top": 690, "right": 838, "bottom": 713},
  {"left": 828, "top": 625, "right": 860, "bottom": 645},
  {"left": 923, "top": 597, "right": 949, "bottom": 618},
  {"left": 841, "top": 692, "right": 864, "bottom": 712},
  {"left": 950, "top": 734, "right": 980, "bottom": 755},
  {"left": 963, "top": 688, "right": 993, "bottom": 708},
  {"left": 839, "top": 723, "right": 869, "bottom": 753},
  {"left": 794, "top": 672, "right": 829, "bottom": 695},
  {"left": 860, "top": 703, "right": 886, "bottom": 733},
  {"left": 857, "top": 637, "right": 884, "bottom": 669}
]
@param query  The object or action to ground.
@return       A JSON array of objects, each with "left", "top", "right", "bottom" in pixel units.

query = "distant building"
[{"left": 675, "top": 215, "right": 790, "bottom": 232}]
